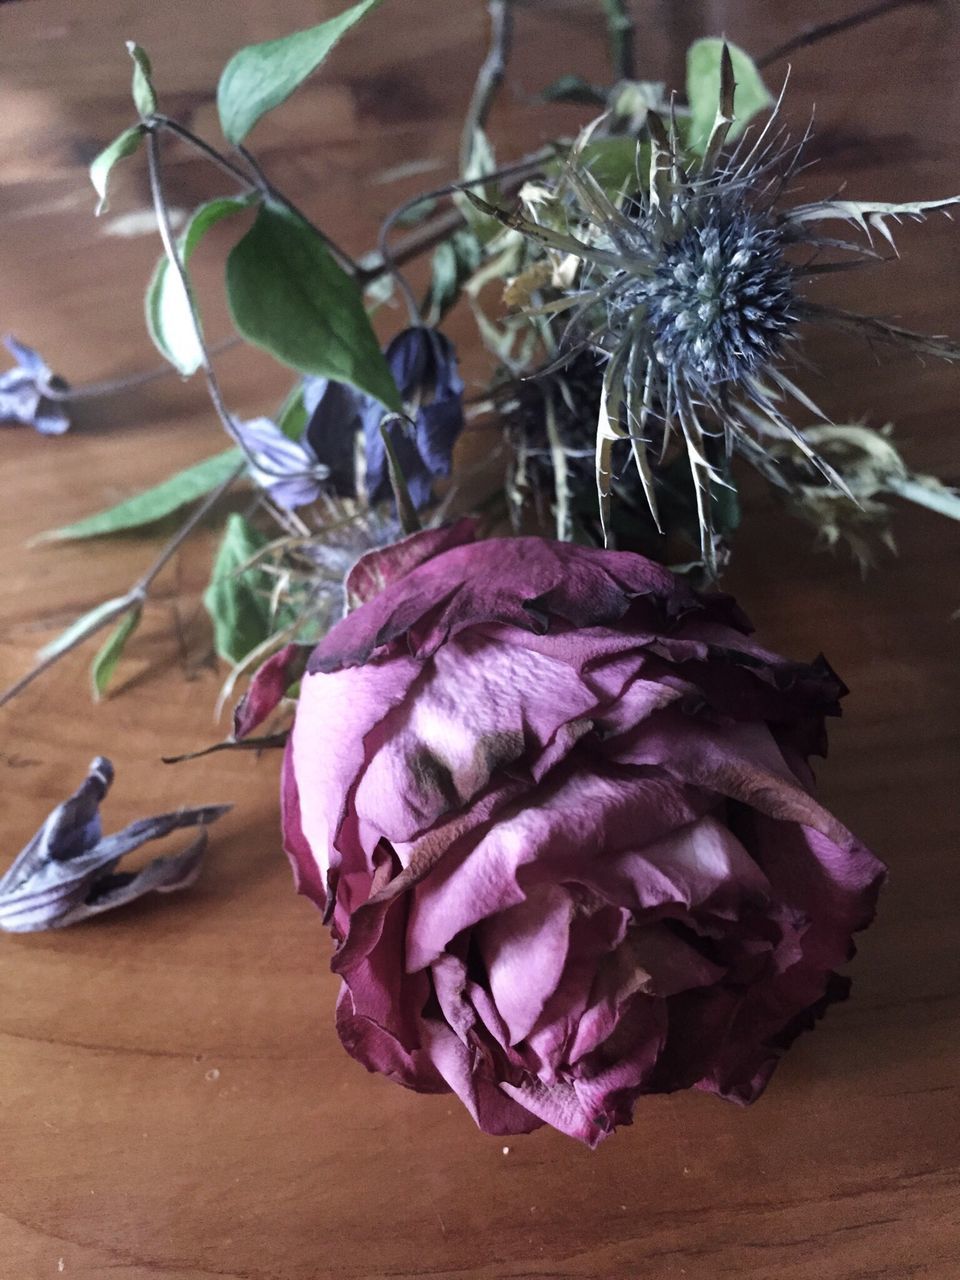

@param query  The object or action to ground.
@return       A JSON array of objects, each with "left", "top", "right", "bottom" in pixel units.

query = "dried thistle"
[{"left": 474, "top": 46, "right": 960, "bottom": 574}]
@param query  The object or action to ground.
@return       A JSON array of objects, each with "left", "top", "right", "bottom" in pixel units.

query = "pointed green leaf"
[
  {"left": 217, "top": 0, "right": 384, "bottom": 146},
  {"left": 90, "top": 125, "right": 145, "bottom": 215},
  {"left": 146, "top": 195, "right": 253, "bottom": 376},
  {"left": 226, "top": 202, "right": 400, "bottom": 410},
  {"left": 34, "top": 448, "right": 243, "bottom": 543},
  {"left": 203, "top": 514, "right": 275, "bottom": 666},
  {"left": 38, "top": 597, "right": 131, "bottom": 663},
  {"left": 686, "top": 39, "right": 772, "bottom": 155},
  {"left": 91, "top": 604, "right": 143, "bottom": 700},
  {"left": 126, "top": 41, "right": 157, "bottom": 117}
]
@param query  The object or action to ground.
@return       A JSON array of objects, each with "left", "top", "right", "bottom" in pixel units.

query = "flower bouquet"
[{"left": 1, "top": 0, "right": 956, "bottom": 1145}]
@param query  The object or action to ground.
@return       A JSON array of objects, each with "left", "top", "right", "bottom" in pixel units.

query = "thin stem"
[
  {"left": 151, "top": 114, "right": 255, "bottom": 188},
  {"left": 373, "top": 146, "right": 559, "bottom": 315},
  {"left": 600, "top": 0, "right": 636, "bottom": 81},
  {"left": 235, "top": 144, "right": 358, "bottom": 275},
  {"left": 145, "top": 127, "right": 287, "bottom": 480},
  {"left": 0, "top": 461, "right": 244, "bottom": 709},
  {"left": 37, "top": 337, "right": 240, "bottom": 403},
  {"left": 757, "top": 0, "right": 933, "bottom": 70},
  {"left": 459, "top": 0, "right": 515, "bottom": 175}
]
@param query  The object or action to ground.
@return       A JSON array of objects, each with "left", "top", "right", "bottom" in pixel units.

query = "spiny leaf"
[
  {"left": 686, "top": 39, "right": 772, "bottom": 155},
  {"left": 226, "top": 202, "right": 400, "bottom": 410},
  {"left": 89, "top": 125, "right": 145, "bottom": 215},
  {"left": 217, "top": 0, "right": 384, "bottom": 145},
  {"left": 34, "top": 449, "right": 243, "bottom": 543}
]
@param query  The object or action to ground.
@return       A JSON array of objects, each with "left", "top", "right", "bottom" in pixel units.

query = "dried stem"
[
  {"left": 757, "top": 0, "right": 934, "bottom": 70},
  {"left": 0, "top": 461, "right": 244, "bottom": 709},
  {"left": 460, "top": 0, "right": 515, "bottom": 175},
  {"left": 600, "top": 0, "right": 636, "bottom": 81},
  {"left": 235, "top": 143, "right": 358, "bottom": 274}
]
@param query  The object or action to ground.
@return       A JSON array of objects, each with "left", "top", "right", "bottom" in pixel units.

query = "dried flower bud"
[
  {"left": 362, "top": 327, "right": 465, "bottom": 510},
  {"left": 0, "top": 335, "right": 70, "bottom": 435},
  {"left": 0, "top": 757, "right": 230, "bottom": 932}
]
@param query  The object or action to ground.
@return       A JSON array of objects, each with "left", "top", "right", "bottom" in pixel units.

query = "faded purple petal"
[
  {"left": 362, "top": 327, "right": 465, "bottom": 510},
  {"left": 235, "top": 416, "right": 328, "bottom": 509},
  {"left": 283, "top": 533, "right": 885, "bottom": 1145}
]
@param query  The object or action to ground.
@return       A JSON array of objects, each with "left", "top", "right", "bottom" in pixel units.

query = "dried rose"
[
  {"left": 278, "top": 523, "right": 884, "bottom": 1145},
  {"left": 0, "top": 757, "right": 230, "bottom": 932}
]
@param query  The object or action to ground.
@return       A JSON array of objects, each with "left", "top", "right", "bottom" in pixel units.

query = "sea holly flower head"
[
  {"left": 0, "top": 335, "right": 70, "bottom": 435},
  {"left": 480, "top": 47, "right": 960, "bottom": 574},
  {"left": 0, "top": 757, "right": 230, "bottom": 932}
]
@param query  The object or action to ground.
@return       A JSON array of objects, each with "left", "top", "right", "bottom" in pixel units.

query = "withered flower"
[
  {"left": 0, "top": 757, "right": 230, "bottom": 932},
  {"left": 478, "top": 49, "right": 960, "bottom": 572},
  {"left": 0, "top": 335, "right": 70, "bottom": 435}
]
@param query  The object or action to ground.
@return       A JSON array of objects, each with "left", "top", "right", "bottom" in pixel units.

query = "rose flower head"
[{"left": 276, "top": 523, "right": 884, "bottom": 1145}]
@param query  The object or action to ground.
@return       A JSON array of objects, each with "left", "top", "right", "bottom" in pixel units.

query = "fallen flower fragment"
[
  {"left": 0, "top": 335, "right": 70, "bottom": 435},
  {"left": 0, "top": 757, "right": 230, "bottom": 932}
]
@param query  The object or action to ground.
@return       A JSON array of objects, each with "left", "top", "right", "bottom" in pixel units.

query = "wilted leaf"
[
  {"left": 37, "top": 597, "right": 130, "bottom": 663},
  {"left": 146, "top": 195, "right": 253, "bottom": 376},
  {"left": 424, "top": 228, "right": 483, "bottom": 324},
  {"left": 217, "top": 0, "right": 384, "bottom": 145},
  {"left": 226, "top": 202, "right": 400, "bottom": 410},
  {"left": 89, "top": 125, "right": 145, "bottom": 215},
  {"left": 90, "top": 604, "right": 142, "bottom": 700},
  {"left": 686, "top": 39, "right": 772, "bottom": 154},
  {"left": 126, "top": 41, "right": 157, "bottom": 117},
  {"left": 34, "top": 448, "right": 243, "bottom": 543}
]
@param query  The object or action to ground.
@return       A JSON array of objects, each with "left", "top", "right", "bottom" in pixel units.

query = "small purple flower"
[
  {"left": 302, "top": 376, "right": 365, "bottom": 497},
  {"left": 0, "top": 335, "right": 70, "bottom": 435},
  {"left": 362, "top": 327, "right": 465, "bottom": 510},
  {"left": 234, "top": 416, "right": 331, "bottom": 510},
  {"left": 0, "top": 757, "right": 230, "bottom": 932}
]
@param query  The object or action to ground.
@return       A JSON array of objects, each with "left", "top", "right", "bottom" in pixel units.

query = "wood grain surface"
[{"left": 1, "top": 3, "right": 958, "bottom": 1277}]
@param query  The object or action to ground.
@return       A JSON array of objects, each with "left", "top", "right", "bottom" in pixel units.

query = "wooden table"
[{"left": 1, "top": 3, "right": 958, "bottom": 1276}]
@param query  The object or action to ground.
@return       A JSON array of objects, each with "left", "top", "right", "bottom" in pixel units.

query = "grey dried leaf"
[{"left": 0, "top": 757, "right": 231, "bottom": 932}]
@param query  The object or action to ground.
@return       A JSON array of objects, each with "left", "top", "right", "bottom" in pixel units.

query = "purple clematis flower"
[
  {"left": 0, "top": 335, "right": 70, "bottom": 435},
  {"left": 361, "top": 327, "right": 465, "bottom": 510},
  {"left": 234, "top": 416, "right": 331, "bottom": 510},
  {"left": 302, "top": 376, "right": 365, "bottom": 498},
  {"left": 0, "top": 757, "right": 230, "bottom": 932}
]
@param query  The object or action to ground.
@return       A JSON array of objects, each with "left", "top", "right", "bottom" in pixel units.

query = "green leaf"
[
  {"left": 577, "top": 138, "right": 648, "bottom": 195},
  {"left": 34, "top": 448, "right": 243, "bottom": 543},
  {"left": 226, "top": 202, "right": 400, "bottom": 410},
  {"left": 126, "top": 41, "right": 157, "bottom": 117},
  {"left": 203, "top": 514, "right": 275, "bottom": 666},
  {"left": 89, "top": 125, "right": 144, "bottom": 215},
  {"left": 686, "top": 39, "right": 772, "bottom": 154},
  {"left": 91, "top": 604, "right": 142, "bottom": 700},
  {"left": 146, "top": 195, "right": 253, "bottom": 376},
  {"left": 37, "top": 597, "right": 130, "bottom": 663},
  {"left": 276, "top": 384, "right": 308, "bottom": 440},
  {"left": 217, "top": 0, "right": 384, "bottom": 146}
]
